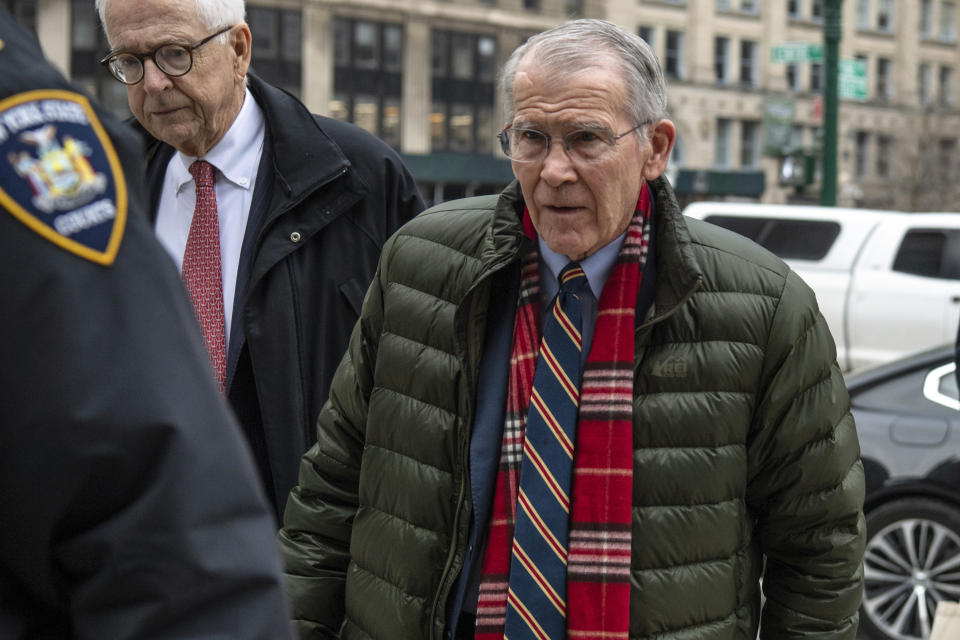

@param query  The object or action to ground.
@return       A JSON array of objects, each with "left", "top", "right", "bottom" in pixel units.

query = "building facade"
[{"left": 11, "top": 0, "right": 960, "bottom": 209}]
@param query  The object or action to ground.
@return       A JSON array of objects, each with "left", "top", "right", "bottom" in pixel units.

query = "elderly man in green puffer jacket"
[{"left": 279, "top": 19, "right": 865, "bottom": 640}]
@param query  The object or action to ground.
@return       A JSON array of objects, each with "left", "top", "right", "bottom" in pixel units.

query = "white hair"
[
  {"left": 498, "top": 19, "right": 668, "bottom": 130},
  {"left": 96, "top": 0, "right": 246, "bottom": 44}
]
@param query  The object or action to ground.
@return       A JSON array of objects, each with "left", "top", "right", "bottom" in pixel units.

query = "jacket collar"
[
  {"left": 244, "top": 73, "right": 352, "bottom": 206},
  {"left": 645, "top": 175, "right": 702, "bottom": 320},
  {"left": 490, "top": 177, "right": 702, "bottom": 323}
]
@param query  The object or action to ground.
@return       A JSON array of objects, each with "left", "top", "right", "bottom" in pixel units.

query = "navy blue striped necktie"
[{"left": 503, "top": 262, "right": 588, "bottom": 640}]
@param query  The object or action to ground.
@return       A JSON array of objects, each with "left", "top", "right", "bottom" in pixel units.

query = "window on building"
[
  {"left": 665, "top": 30, "right": 685, "bottom": 79},
  {"left": 565, "top": 0, "right": 583, "bottom": 16},
  {"left": 741, "top": 121, "right": 760, "bottom": 168},
  {"left": 940, "top": 65, "right": 955, "bottom": 106},
  {"left": 876, "top": 135, "right": 892, "bottom": 178},
  {"left": 790, "top": 124, "right": 805, "bottom": 151},
  {"left": 786, "top": 63, "right": 800, "bottom": 91},
  {"left": 637, "top": 25, "right": 654, "bottom": 47},
  {"left": 714, "top": 37, "right": 730, "bottom": 83},
  {"left": 921, "top": 0, "right": 934, "bottom": 36},
  {"left": 876, "top": 57, "right": 892, "bottom": 100},
  {"left": 811, "top": 0, "right": 824, "bottom": 21},
  {"left": 856, "top": 0, "right": 870, "bottom": 29},
  {"left": 741, "top": 0, "right": 758, "bottom": 13},
  {"left": 788, "top": 0, "right": 802, "bottom": 19},
  {"left": 877, "top": 0, "right": 894, "bottom": 31},
  {"left": 715, "top": 118, "right": 732, "bottom": 167},
  {"left": 431, "top": 30, "right": 497, "bottom": 153},
  {"left": 477, "top": 34, "right": 496, "bottom": 82},
  {"left": 69, "top": 0, "right": 129, "bottom": 117},
  {"left": 856, "top": 53, "right": 869, "bottom": 92},
  {"left": 940, "top": 138, "right": 957, "bottom": 182},
  {"left": 670, "top": 135, "right": 685, "bottom": 167},
  {"left": 332, "top": 18, "right": 404, "bottom": 147},
  {"left": 523, "top": 0, "right": 540, "bottom": 10},
  {"left": 451, "top": 32, "right": 474, "bottom": 80},
  {"left": 810, "top": 62, "right": 824, "bottom": 93},
  {"left": 943, "top": 1, "right": 958, "bottom": 41},
  {"left": 716, "top": 0, "right": 732, "bottom": 10},
  {"left": 855, "top": 131, "right": 869, "bottom": 179},
  {"left": 249, "top": 6, "right": 302, "bottom": 97},
  {"left": 2, "top": 0, "right": 35, "bottom": 29},
  {"left": 740, "top": 40, "right": 757, "bottom": 86},
  {"left": 920, "top": 63, "right": 932, "bottom": 105}
]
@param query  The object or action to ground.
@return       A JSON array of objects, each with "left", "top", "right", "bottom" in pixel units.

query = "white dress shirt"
[{"left": 155, "top": 87, "right": 265, "bottom": 347}]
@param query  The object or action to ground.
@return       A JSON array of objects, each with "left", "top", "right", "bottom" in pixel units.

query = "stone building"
[{"left": 9, "top": 0, "right": 960, "bottom": 209}]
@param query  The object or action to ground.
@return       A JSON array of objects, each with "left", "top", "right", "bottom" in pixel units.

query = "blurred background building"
[{"left": 8, "top": 0, "right": 960, "bottom": 210}]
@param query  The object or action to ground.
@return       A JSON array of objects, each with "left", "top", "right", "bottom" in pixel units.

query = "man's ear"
[
  {"left": 231, "top": 23, "right": 253, "bottom": 79},
  {"left": 641, "top": 119, "right": 677, "bottom": 180}
]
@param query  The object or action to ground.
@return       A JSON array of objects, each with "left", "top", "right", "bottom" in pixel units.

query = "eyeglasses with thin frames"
[
  {"left": 100, "top": 25, "right": 235, "bottom": 85},
  {"left": 497, "top": 123, "right": 649, "bottom": 164}
]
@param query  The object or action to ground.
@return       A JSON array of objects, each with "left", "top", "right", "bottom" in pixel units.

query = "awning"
[
  {"left": 673, "top": 169, "right": 765, "bottom": 197},
  {"left": 400, "top": 152, "right": 514, "bottom": 184}
]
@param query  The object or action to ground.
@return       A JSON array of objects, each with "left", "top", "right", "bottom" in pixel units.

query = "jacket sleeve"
[
  {"left": 747, "top": 270, "right": 866, "bottom": 639},
  {"left": 278, "top": 236, "right": 393, "bottom": 638}
]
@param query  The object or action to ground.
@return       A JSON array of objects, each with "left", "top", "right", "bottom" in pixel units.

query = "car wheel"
[{"left": 860, "top": 497, "right": 960, "bottom": 640}]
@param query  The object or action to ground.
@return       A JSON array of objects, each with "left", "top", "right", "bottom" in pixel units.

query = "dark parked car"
[{"left": 846, "top": 345, "right": 960, "bottom": 640}]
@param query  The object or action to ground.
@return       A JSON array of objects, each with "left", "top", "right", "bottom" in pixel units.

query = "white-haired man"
[
  {"left": 96, "top": 0, "right": 424, "bottom": 521},
  {"left": 280, "top": 19, "right": 865, "bottom": 640}
]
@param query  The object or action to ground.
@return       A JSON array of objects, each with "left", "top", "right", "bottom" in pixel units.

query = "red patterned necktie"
[{"left": 182, "top": 160, "right": 226, "bottom": 391}]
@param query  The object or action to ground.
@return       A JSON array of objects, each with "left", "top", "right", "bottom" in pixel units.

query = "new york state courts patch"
[{"left": 0, "top": 90, "right": 127, "bottom": 265}]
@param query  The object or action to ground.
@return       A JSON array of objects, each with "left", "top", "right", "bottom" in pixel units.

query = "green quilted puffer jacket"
[{"left": 279, "top": 177, "right": 865, "bottom": 640}]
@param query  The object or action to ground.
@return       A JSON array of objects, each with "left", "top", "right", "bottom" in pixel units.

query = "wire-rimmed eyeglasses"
[
  {"left": 497, "top": 123, "right": 648, "bottom": 164},
  {"left": 100, "top": 25, "right": 234, "bottom": 85}
]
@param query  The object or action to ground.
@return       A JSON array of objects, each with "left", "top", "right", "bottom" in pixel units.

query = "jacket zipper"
[{"left": 427, "top": 258, "right": 513, "bottom": 640}]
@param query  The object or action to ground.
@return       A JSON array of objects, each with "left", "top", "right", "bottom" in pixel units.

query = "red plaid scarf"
[{"left": 475, "top": 184, "right": 651, "bottom": 639}]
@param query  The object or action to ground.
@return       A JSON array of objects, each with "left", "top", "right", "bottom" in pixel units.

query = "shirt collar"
[
  {"left": 172, "top": 87, "right": 264, "bottom": 191},
  {"left": 538, "top": 231, "right": 627, "bottom": 300}
]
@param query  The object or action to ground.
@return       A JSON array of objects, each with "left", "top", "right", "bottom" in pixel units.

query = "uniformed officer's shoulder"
[{"left": 0, "top": 84, "right": 128, "bottom": 266}]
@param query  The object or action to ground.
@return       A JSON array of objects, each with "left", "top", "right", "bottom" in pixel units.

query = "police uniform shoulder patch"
[{"left": 0, "top": 90, "right": 127, "bottom": 265}]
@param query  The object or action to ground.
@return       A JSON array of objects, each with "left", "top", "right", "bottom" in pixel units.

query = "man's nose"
[
  {"left": 141, "top": 58, "right": 173, "bottom": 93},
  {"left": 539, "top": 139, "right": 578, "bottom": 186}
]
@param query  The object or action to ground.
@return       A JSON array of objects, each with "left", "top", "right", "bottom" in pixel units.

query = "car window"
[
  {"left": 701, "top": 215, "right": 766, "bottom": 241},
  {"left": 702, "top": 215, "right": 839, "bottom": 260},
  {"left": 893, "top": 229, "right": 960, "bottom": 279},
  {"left": 759, "top": 219, "right": 840, "bottom": 260},
  {"left": 926, "top": 362, "right": 960, "bottom": 410},
  {"left": 851, "top": 362, "right": 959, "bottom": 415}
]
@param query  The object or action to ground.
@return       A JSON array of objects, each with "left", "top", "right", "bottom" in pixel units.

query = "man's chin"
[
  {"left": 541, "top": 235, "right": 595, "bottom": 262},
  {"left": 145, "top": 122, "right": 196, "bottom": 152}
]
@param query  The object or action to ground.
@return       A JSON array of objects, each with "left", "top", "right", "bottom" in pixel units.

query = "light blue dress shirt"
[{"left": 538, "top": 232, "right": 627, "bottom": 369}]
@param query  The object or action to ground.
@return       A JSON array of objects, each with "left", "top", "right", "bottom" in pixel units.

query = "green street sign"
[
  {"left": 839, "top": 59, "right": 868, "bottom": 100},
  {"left": 771, "top": 42, "right": 824, "bottom": 64}
]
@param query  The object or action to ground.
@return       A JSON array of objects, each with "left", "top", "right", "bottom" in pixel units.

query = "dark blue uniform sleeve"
[{"left": 0, "top": 10, "right": 292, "bottom": 639}]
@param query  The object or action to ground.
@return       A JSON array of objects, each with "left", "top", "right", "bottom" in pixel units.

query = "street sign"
[
  {"left": 839, "top": 59, "right": 868, "bottom": 100},
  {"left": 771, "top": 42, "right": 824, "bottom": 64}
]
